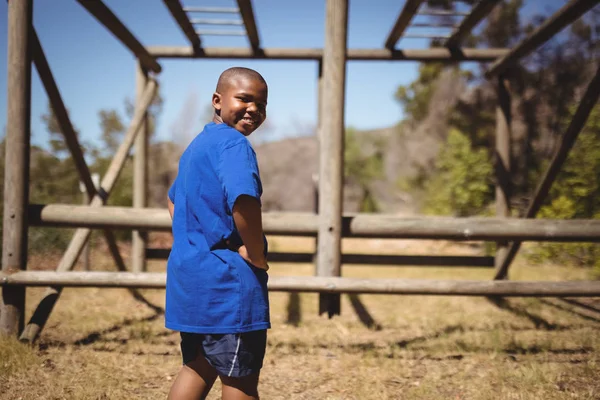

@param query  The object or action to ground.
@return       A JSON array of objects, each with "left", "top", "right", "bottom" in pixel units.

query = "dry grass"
[{"left": 1, "top": 237, "right": 599, "bottom": 399}]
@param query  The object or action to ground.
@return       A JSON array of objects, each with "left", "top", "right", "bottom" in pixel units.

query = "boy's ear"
[{"left": 212, "top": 92, "right": 222, "bottom": 111}]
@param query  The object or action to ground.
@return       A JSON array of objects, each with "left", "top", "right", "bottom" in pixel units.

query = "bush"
[
  {"left": 527, "top": 105, "right": 600, "bottom": 268},
  {"left": 423, "top": 128, "right": 494, "bottom": 216}
]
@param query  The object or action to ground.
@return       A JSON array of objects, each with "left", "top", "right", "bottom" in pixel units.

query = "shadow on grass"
[
  {"left": 503, "top": 344, "right": 593, "bottom": 355},
  {"left": 486, "top": 297, "right": 563, "bottom": 330},
  {"left": 547, "top": 299, "right": 600, "bottom": 323},
  {"left": 286, "top": 293, "right": 301, "bottom": 326},
  {"left": 558, "top": 298, "right": 600, "bottom": 314},
  {"left": 396, "top": 324, "right": 464, "bottom": 348},
  {"left": 348, "top": 294, "right": 382, "bottom": 331},
  {"left": 73, "top": 312, "right": 163, "bottom": 346}
]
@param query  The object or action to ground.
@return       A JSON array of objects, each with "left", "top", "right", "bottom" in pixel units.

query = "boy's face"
[{"left": 212, "top": 76, "right": 268, "bottom": 136}]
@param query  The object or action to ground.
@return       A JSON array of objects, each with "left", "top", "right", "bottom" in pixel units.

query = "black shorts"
[{"left": 180, "top": 330, "right": 267, "bottom": 378}]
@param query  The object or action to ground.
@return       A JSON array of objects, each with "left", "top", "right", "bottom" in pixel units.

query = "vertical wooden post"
[
  {"left": 132, "top": 62, "right": 149, "bottom": 273},
  {"left": 494, "top": 75, "right": 511, "bottom": 279},
  {"left": 82, "top": 190, "right": 91, "bottom": 271},
  {"left": 313, "top": 61, "right": 323, "bottom": 272},
  {"left": 1, "top": 0, "right": 33, "bottom": 337},
  {"left": 317, "top": 0, "right": 348, "bottom": 317}
]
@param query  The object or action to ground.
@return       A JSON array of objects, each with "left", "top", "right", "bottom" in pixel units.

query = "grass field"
[{"left": 1, "top": 236, "right": 599, "bottom": 399}]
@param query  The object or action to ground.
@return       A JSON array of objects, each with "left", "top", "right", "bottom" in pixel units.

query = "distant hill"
[{"left": 255, "top": 124, "right": 432, "bottom": 214}]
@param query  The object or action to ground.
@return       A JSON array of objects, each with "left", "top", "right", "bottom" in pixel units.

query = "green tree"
[
  {"left": 529, "top": 105, "right": 600, "bottom": 267},
  {"left": 395, "top": 63, "right": 444, "bottom": 123},
  {"left": 98, "top": 109, "right": 126, "bottom": 155},
  {"left": 423, "top": 129, "right": 493, "bottom": 216},
  {"left": 40, "top": 102, "right": 77, "bottom": 157},
  {"left": 344, "top": 128, "right": 384, "bottom": 212},
  {"left": 102, "top": 89, "right": 163, "bottom": 155}
]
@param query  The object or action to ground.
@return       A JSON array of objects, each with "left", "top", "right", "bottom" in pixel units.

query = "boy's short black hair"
[{"left": 215, "top": 67, "right": 267, "bottom": 93}]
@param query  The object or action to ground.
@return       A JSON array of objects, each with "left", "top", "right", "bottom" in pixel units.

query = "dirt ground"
[{"left": 1, "top": 237, "right": 599, "bottom": 399}]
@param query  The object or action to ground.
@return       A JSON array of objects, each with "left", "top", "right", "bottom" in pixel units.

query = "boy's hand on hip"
[{"left": 238, "top": 245, "right": 269, "bottom": 271}]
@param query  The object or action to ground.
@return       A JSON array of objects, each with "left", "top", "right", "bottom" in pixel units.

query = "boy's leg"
[
  {"left": 168, "top": 354, "right": 218, "bottom": 400},
  {"left": 168, "top": 332, "right": 218, "bottom": 400},
  {"left": 220, "top": 373, "right": 260, "bottom": 400}
]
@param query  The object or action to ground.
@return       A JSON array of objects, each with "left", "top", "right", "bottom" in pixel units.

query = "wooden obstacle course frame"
[{"left": 2, "top": 0, "right": 599, "bottom": 339}]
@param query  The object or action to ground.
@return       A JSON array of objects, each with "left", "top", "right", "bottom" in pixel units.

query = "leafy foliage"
[
  {"left": 395, "top": 64, "right": 445, "bottom": 123},
  {"left": 528, "top": 105, "right": 600, "bottom": 267},
  {"left": 344, "top": 128, "right": 384, "bottom": 212},
  {"left": 422, "top": 129, "right": 493, "bottom": 217}
]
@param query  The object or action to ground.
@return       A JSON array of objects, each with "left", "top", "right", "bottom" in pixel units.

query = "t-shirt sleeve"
[
  {"left": 218, "top": 140, "right": 262, "bottom": 213},
  {"left": 168, "top": 179, "right": 176, "bottom": 203}
]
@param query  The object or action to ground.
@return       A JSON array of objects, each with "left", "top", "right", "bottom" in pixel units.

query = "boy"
[{"left": 166, "top": 67, "right": 270, "bottom": 400}]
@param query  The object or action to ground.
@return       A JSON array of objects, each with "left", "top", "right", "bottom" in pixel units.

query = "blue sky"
[{"left": 0, "top": 0, "right": 569, "bottom": 150}]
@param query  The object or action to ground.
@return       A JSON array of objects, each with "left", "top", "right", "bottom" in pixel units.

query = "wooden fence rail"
[
  {"left": 29, "top": 204, "right": 600, "bottom": 242},
  {"left": 145, "top": 249, "right": 495, "bottom": 267},
  {"left": 2, "top": 271, "right": 600, "bottom": 297}
]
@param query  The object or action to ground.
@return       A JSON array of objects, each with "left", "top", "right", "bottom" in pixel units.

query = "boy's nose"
[{"left": 246, "top": 102, "right": 258, "bottom": 112}]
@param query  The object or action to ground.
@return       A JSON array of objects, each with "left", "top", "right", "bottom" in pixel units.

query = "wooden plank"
[
  {"left": 317, "top": 0, "right": 349, "bottom": 316},
  {"left": 494, "top": 76, "right": 511, "bottom": 277},
  {"left": 76, "top": 0, "right": 161, "bottom": 73},
  {"left": 236, "top": 0, "right": 260, "bottom": 49},
  {"left": 402, "top": 34, "right": 450, "bottom": 39},
  {"left": 190, "top": 19, "right": 244, "bottom": 25},
  {"left": 183, "top": 6, "right": 239, "bottom": 13},
  {"left": 445, "top": 0, "right": 501, "bottom": 48},
  {"left": 19, "top": 80, "right": 159, "bottom": 344},
  {"left": 146, "top": 248, "right": 494, "bottom": 267},
  {"left": 163, "top": 0, "right": 201, "bottom": 50},
  {"left": 418, "top": 9, "right": 469, "bottom": 17},
  {"left": 147, "top": 46, "right": 510, "bottom": 61},
  {"left": 195, "top": 30, "right": 246, "bottom": 36},
  {"left": 28, "top": 204, "right": 600, "bottom": 242},
  {"left": 384, "top": 0, "right": 425, "bottom": 49},
  {"left": 1, "top": 0, "right": 32, "bottom": 337},
  {"left": 494, "top": 64, "right": 600, "bottom": 280},
  {"left": 2, "top": 271, "right": 600, "bottom": 297},
  {"left": 31, "top": 30, "right": 96, "bottom": 198},
  {"left": 132, "top": 62, "right": 148, "bottom": 273},
  {"left": 486, "top": 0, "right": 597, "bottom": 77}
]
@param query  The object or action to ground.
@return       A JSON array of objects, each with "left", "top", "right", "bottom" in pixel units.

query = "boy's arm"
[
  {"left": 232, "top": 195, "right": 268, "bottom": 271},
  {"left": 168, "top": 197, "right": 174, "bottom": 219}
]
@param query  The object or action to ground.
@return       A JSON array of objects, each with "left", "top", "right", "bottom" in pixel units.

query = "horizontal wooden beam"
[
  {"left": 2, "top": 271, "right": 599, "bottom": 296},
  {"left": 163, "top": 0, "right": 201, "bottom": 49},
  {"left": 486, "top": 0, "right": 596, "bottom": 77},
  {"left": 147, "top": 46, "right": 509, "bottom": 62},
  {"left": 29, "top": 204, "right": 600, "bottom": 242},
  {"left": 445, "top": 0, "right": 501, "bottom": 48},
  {"left": 146, "top": 248, "right": 494, "bottom": 267},
  {"left": 384, "top": 0, "right": 425, "bottom": 49},
  {"left": 76, "top": 0, "right": 161, "bottom": 73},
  {"left": 236, "top": 0, "right": 260, "bottom": 49}
]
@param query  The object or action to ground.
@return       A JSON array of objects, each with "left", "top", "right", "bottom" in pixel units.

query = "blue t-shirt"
[{"left": 165, "top": 122, "right": 270, "bottom": 334}]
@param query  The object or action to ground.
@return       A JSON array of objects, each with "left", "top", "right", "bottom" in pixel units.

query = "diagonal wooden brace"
[
  {"left": 19, "top": 79, "right": 158, "bottom": 343},
  {"left": 33, "top": 25, "right": 157, "bottom": 287},
  {"left": 493, "top": 64, "right": 600, "bottom": 280}
]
